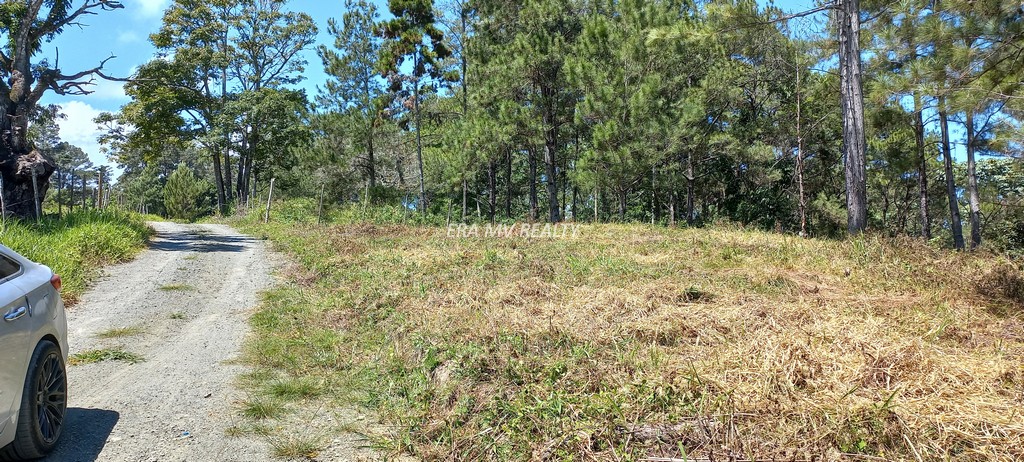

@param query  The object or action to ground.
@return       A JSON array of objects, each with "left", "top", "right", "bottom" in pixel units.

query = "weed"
[
  {"left": 170, "top": 311, "right": 187, "bottom": 320},
  {"left": 95, "top": 326, "right": 145, "bottom": 339},
  {"left": 159, "top": 284, "right": 195, "bottom": 292},
  {"left": 241, "top": 396, "right": 285, "bottom": 420},
  {"left": 228, "top": 200, "right": 1024, "bottom": 461},
  {"left": 269, "top": 434, "right": 323, "bottom": 459},
  {"left": 267, "top": 377, "right": 323, "bottom": 400},
  {"left": 69, "top": 349, "right": 144, "bottom": 365}
]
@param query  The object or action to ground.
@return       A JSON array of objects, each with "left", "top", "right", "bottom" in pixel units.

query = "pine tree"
[{"left": 377, "top": 0, "right": 452, "bottom": 213}]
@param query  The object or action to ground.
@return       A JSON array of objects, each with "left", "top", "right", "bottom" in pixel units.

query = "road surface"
[{"left": 46, "top": 222, "right": 278, "bottom": 462}]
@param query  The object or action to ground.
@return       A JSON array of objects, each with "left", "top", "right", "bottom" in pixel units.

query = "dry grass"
[{"left": 241, "top": 219, "right": 1024, "bottom": 461}]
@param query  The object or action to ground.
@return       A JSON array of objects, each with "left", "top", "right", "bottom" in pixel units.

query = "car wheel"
[{"left": 0, "top": 341, "right": 67, "bottom": 461}]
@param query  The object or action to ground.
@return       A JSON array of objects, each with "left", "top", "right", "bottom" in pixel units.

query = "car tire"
[{"left": 0, "top": 340, "right": 67, "bottom": 461}]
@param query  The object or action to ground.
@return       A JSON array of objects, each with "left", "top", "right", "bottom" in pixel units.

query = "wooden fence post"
[
  {"left": 263, "top": 178, "right": 275, "bottom": 224},
  {"left": 317, "top": 183, "right": 325, "bottom": 225}
]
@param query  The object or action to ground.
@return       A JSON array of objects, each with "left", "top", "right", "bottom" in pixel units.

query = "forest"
[{"left": 5, "top": 0, "right": 1023, "bottom": 251}]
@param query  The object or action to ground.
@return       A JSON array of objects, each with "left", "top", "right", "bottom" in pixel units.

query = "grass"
[
  {"left": 95, "top": 326, "right": 145, "bottom": 339},
  {"left": 69, "top": 348, "right": 145, "bottom": 366},
  {"left": 269, "top": 434, "right": 323, "bottom": 459},
  {"left": 170, "top": 311, "right": 187, "bottom": 320},
  {"left": 159, "top": 283, "right": 195, "bottom": 292},
  {"left": 0, "top": 210, "right": 151, "bottom": 304},
  {"left": 232, "top": 201, "right": 1024, "bottom": 461},
  {"left": 241, "top": 396, "right": 287, "bottom": 420}
]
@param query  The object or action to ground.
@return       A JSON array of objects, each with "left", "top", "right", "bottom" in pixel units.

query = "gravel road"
[{"left": 45, "top": 222, "right": 279, "bottom": 462}]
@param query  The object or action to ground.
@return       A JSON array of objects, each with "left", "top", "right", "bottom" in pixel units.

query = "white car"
[{"left": 0, "top": 244, "right": 68, "bottom": 460}]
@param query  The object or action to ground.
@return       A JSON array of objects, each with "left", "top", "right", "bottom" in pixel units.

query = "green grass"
[
  {"left": 159, "top": 284, "right": 195, "bottom": 291},
  {"left": 69, "top": 348, "right": 145, "bottom": 366},
  {"left": 170, "top": 311, "right": 187, "bottom": 320},
  {"left": 1, "top": 210, "right": 151, "bottom": 303},
  {"left": 229, "top": 199, "right": 1024, "bottom": 461},
  {"left": 95, "top": 326, "right": 145, "bottom": 339},
  {"left": 240, "top": 396, "right": 286, "bottom": 420}
]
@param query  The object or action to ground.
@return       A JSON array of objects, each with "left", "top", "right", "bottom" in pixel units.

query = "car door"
[{"left": 0, "top": 251, "right": 29, "bottom": 437}]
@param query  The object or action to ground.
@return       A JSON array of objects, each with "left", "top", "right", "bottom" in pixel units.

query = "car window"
[{"left": 0, "top": 254, "right": 21, "bottom": 281}]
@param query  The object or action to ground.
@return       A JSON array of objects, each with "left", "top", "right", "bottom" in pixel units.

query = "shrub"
[{"left": 164, "top": 163, "right": 211, "bottom": 221}]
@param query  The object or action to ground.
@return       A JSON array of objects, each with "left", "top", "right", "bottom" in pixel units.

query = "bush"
[{"left": 164, "top": 163, "right": 212, "bottom": 221}]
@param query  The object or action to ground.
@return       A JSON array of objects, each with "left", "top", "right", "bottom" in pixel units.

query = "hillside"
[{"left": 237, "top": 211, "right": 1024, "bottom": 461}]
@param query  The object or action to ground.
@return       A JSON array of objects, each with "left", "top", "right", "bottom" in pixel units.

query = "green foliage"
[
  {"left": 0, "top": 210, "right": 151, "bottom": 302},
  {"left": 164, "top": 163, "right": 212, "bottom": 221}
]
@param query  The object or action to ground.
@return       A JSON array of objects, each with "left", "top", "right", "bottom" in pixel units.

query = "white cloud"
[
  {"left": 117, "top": 31, "right": 142, "bottom": 44},
  {"left": 135, "top": 0, "right": 170, "bottom": 19},
  {"left": 56, "top": 101, "right": 111, "bottom": 169},
  {"left": 84, "top": 78, "right": 130, "bottom": 103}
]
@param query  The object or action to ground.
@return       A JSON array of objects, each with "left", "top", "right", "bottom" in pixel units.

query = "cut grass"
[
  {"left": 159, "top": 283, "right": 195, "bottom": 292},
  {"left": 95, "top": 326, "right": 145, "bottom": 339},
  {"left": 235, "top": 206, "right": 1024, "bottom": 461},
  {"left": 69, "top": 348, "right": 145, "bottom": 366}
]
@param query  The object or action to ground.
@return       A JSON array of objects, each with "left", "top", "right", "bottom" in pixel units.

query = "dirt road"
[{"left": 45, "top": 222, "right": 278, "bottom": 462}]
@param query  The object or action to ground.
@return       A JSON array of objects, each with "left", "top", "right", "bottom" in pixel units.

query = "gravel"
[{"left": 44, "top": 222, "right": 281, "bottom": 462}]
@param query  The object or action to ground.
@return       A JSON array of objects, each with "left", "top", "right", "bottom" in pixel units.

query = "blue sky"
[
  {"left": 40, "top": 0, "right": 821, "bottom": 172},
  {"left": 40, "top": 0, "right": 387, "bottom": 171}
]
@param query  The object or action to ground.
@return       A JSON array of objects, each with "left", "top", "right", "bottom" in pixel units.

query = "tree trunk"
[
  {"left": 796, "top": 65, "right": 807, "bottom": 237},
  {"left": 211, "top": 148, "right": 226, "bottom": 214},
  {"left": 618, "top": 189, "right": 627, "bottom": 222},
  {"left": 236, "top": 139, "right": 247, "bottom": 206},
  {"left": 914, "top": 92, "right": 931, "bottom": 240},
  {"left": 68, "top": 169, "right": 74, "bottom": 214},
  {"left": 669, "top": 186, "right": 677, "bottom": 227},
  {"left": 938, "top": 97, "right": 965, "bottom": 250},
  {"left": 0, "top": 149, "right": 54, "bottom": 221},
  {"left": 0, "top": 75, "right": 54, "bottom": 219},
  {"left": 965, "top": 110, "right": 982, "bottom": 250},
  {"left": 838, "top": 0, "right": 868, "bottom": 234},
  {"left": 651, "top": 165, "right": 657, "bottom": 225},
  {"left": 528, "top": 146, "right": 538, "bottom": 221},
  {"left": 542, "top": 89, "right": 561, "bottom": 223},
  {"left": 413, "top": 58, "right": 427, "bottom": 214},
  {"left": 97, "top": 168, "right": 104, "bottom": 209},
  {"left": 367, "top": 120, "right": 377, "bottom": 190},
  {"left": 487, "top": 159, "right": 496, "bottom": 223},
  {"left": 461, "top": 177, "right": 468, "bottom": 222},
  {"left": 504, "top": 150, "right": 512, "bottom": 219},
  {"left": 571, "top": 186, "right": 578, "bottom": 222},
  {"left": 56, "top": 169, "right": 62, "bottom": 217}
]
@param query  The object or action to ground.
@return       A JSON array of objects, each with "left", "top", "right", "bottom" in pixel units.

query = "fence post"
[
  {"left": 263, "top": 178, "right": 275, "bottom": 224},
  {"left": 317, "top": 183, "right": 325, "bottom": 225}
]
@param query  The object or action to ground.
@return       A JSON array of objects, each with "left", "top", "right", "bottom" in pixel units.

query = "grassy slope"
[
  {"left": 2, "top": 211, "right": 151, "bottom": 303},
  {"left": 237, "top": 206, "right": 1024, "bottom": 461}
]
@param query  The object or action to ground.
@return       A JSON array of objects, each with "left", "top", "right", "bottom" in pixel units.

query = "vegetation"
[
  {"left": 95, "top": 326, "right": 146, "bottom": 339},
  {"left": 234, "top": 201, "right": 1024, "bottom": 460},
  {"left": 76, "top": 0, "right": 1022, "bottom": 256},
  {"left": 69, "top": 348, "right": 146, "bottom": 366},
  {"left": 0, "top": 0, "right": 125, "bottom": 219},
  {"left": 164, "top": 163, "right": 213, "bottom": 221},
  {"left": 0, "top": 211, "right": 151, "bottom": 303}
]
